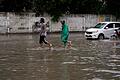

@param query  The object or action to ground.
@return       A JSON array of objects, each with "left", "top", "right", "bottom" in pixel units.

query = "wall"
[{"left": 0, "top": 12, "right": 116, "bottom": 33}]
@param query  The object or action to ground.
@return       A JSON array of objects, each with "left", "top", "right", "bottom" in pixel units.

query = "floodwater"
[{"left": 0, "top": 33, "right": 120, "bottom": 80}]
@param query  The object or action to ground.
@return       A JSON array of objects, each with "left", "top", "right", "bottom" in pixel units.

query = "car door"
[{"left": 104, "top": 23, "right": 114, "bottom": 38}]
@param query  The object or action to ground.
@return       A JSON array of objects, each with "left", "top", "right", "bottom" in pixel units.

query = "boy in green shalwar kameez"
[{"left": 61, "top": 20, "right": 72, "bottom": 48}]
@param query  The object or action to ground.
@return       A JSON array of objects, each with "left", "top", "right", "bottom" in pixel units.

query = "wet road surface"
[{"left": 0, "top": 33, "right": 120, "bottom": 80}]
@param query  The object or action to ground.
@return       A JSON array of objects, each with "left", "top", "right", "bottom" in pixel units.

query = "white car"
[{"left": 85, "top": 22, "right": 120, "bottom": 39}]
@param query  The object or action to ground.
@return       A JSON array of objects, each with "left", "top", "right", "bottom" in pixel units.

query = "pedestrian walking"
[
  {"left": 60, "top": 20, "right": 72, "bottom": 48},
  {"left": 39, "top": 18, "right": 52, "bottom": 49}
]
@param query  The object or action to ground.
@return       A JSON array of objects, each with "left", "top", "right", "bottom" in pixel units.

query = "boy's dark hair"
[
  {"left": 61, "top": 20, "right": 65, "bottom": 24},
  {"left": 40, "top": 18, "right": 45, "bottom": 23},
  {"left": 62, "top": 20, "right": 65, "bottom": 24},
  {"left": 35, "top": 22, "right": 39, "bottom": 26}
]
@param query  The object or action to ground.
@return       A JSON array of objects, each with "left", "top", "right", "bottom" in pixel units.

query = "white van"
[{"left": 85, "top": 22, "right": 120, "bottom": 39}]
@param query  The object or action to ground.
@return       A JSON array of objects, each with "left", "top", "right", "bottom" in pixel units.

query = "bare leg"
[
  {"left": 67, "top": 41, "right": 72, "bottom": 48},
  {"left": 48, "top": 43, "right": 52, "bottom": 48},
  {"left": 46, "top": 41, "right": 53, "bottom": 49},
  {"left": 43, "top": 36, "right": 53, "bottom": 49}
]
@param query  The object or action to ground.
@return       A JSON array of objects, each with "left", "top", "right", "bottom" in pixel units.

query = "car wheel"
[
  {"left": 98, "top": 34, "right": 104, "bottom": 40},
  {"left": 111, "top": 35, "right": 117, "bottom": 40}
]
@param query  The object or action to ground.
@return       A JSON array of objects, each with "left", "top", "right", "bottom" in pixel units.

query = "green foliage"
[
  {"left": 51, "top": 13, "right": 63, "bottom": 22},
  {"left": 0, "top": 0, "right": 120, "bottom": 21},
  {"left": 104, "top": 0, "right": 120, "bottom": 19}
]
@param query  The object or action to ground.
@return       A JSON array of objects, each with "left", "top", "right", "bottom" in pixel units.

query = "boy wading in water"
[
  {"left": 39, "top": 18, "right": 52, "bottom": 49},
  {"left": 60, "top": 20, "right": 72, "bottom": 49}
]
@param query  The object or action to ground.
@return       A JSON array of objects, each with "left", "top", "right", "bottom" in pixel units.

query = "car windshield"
[{"left": 93, "top": 23, "right": 106, "bottom": 29}]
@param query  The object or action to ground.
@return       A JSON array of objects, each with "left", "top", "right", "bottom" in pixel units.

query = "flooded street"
[{"left": 0, "top": 33, "right": 120, "bottom": 80}]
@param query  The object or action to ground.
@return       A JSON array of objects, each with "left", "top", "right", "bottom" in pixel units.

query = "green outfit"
[{"left": 61, "top": 23, "right": 69, "bottom": 47}]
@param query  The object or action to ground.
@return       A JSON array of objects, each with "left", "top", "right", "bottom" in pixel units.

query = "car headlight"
[{"left": 92, "top": 30, "right": 98, "bottom": 33}]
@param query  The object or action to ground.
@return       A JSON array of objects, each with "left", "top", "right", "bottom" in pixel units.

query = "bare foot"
[{"left": 49, "top": 44, "right": 53, "bottom": 50}]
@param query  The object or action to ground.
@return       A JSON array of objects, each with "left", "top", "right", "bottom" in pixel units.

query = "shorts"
[{"left": 39, "top": 35, "right": 48, "bottom": 44}]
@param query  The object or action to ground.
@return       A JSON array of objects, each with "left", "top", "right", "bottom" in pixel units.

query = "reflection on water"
[{"left": 0, "top": 34, "right": 120, "bottom": 80}]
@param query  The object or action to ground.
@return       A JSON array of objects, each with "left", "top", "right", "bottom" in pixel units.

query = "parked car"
[{"left": 85, "top": 22, "right": 120, "bottom": 39}]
